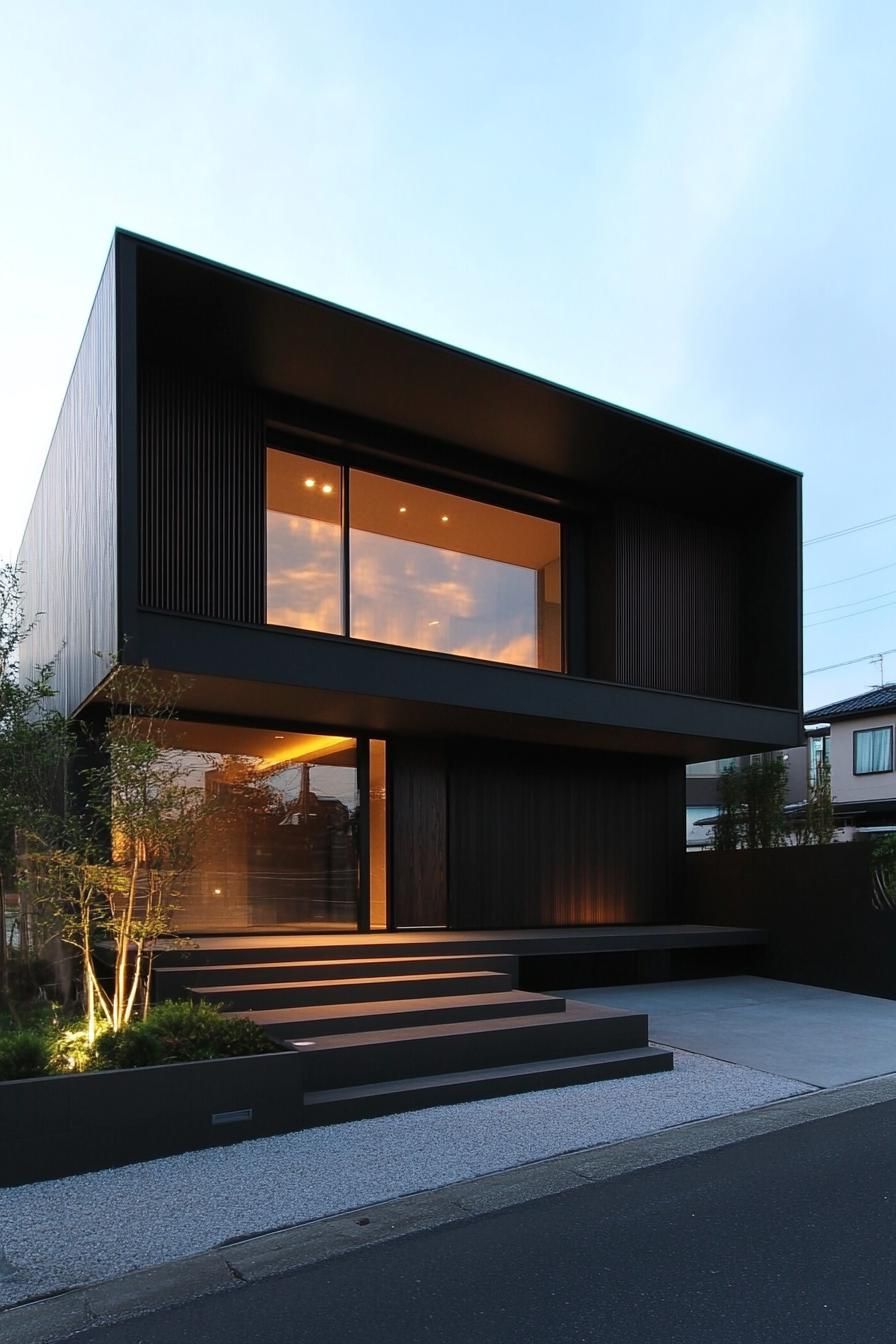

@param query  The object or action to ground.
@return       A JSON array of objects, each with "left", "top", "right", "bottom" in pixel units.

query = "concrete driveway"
[{"left": 563, "top": 976, "right": 896, "bottom": 1088}]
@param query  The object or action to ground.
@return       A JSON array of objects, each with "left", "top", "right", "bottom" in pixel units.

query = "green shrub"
[
  {"left": 94, "top": 999, "right": 278, "bottom": 1070},
  {"left": 0, "top": 1030, "right": 51, "bottom": 1081},
  {"left": 95, "top": 1021, "right": 166, "bottom": 1070}
]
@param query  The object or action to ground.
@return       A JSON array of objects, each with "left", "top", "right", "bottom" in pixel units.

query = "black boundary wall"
[{"left": 684, "top": 846, "right": 896, "bottom": 999}]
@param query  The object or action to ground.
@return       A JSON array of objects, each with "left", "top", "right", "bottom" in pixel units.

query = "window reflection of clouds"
[
  {"left": 266, "top": 513, "right": 342, "bottom": 633},
  {"left": 350, "top": 531, "right": 539, "bottom": 667}
]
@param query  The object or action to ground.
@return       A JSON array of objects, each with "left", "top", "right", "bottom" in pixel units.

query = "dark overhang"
[{"left": 122, "top": 229, "right": 800, "bottom": 517}]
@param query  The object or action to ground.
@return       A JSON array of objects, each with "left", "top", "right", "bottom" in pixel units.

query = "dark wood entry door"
[{"left": 389, "top": 739, "right": 448, "bottom": 928}]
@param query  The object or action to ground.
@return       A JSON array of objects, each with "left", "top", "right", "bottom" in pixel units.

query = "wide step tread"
[
  {"left": 304, "top": 1046, "right": 673, "bottom": 1124},
  {"left": 155, "top": 954, "right": 517, "bottom": 991},
  {"left": 230, "top": 990, "right": 564, "bottom": 1039},
  {"left": 193, "top": 969, "right": 511, "bottom": 1009},
  {"left": 288, "top": 1000, "right": 649, "bottom": 1088}
]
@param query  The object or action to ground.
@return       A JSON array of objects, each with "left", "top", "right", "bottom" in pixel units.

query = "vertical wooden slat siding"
[
  {"left": 448, "top": 742, "right": 681, "bottom": 928},
  {"left": 16, "top": 248, "right": 118, "bottom": 716},
  {"left": 139, "top": 364, "right": 263, "bottom": 623},
  {"left": 613, "top": 502, "right": 740, "bottom": 700},
  {"left": 389, "top": 739, "right": 449, "bottom": 928}
]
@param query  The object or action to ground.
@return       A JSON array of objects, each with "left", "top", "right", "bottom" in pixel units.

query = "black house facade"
[{"left": 18, "top": 231, "right": 803, "bottom": 938}]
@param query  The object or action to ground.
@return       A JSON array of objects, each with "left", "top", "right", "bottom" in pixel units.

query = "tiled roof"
[{"left": 805, "top": 684, "right": 896, "bottom": 722}]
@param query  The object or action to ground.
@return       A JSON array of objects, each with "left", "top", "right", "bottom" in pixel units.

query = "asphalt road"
[{"left": 73, "top": 1099, "right": 896, "bottom": 1344}]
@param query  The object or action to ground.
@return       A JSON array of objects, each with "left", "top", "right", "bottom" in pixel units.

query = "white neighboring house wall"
[{"left": 828, "top": 712, "right": 896, "bottom": 805}]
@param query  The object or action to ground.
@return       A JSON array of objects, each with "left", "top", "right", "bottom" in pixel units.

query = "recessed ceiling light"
[
  {"left": 304, "top": 477, "right": 316, "bottom": 489},
  {"left": 428, "top": 619, "right": 440, "bottom": 626},
  {"left": 399, "top": 506, "right": 407, "bottom": 514},
  {"left": 273, "top": 734, "right": 285, "bottom": 740},
  {"left": 441, "top": 515, "right": 449, "bottom": 523},
  {"left": 321, "top": 483, "right": 334, "bottom": 495}
]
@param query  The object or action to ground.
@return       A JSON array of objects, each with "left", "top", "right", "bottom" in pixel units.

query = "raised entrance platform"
[{"left": 153, "top": 926, "right": 762, "bottom": 1123}]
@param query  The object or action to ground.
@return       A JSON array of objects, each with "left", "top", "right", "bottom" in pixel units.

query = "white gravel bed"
[{"left": 0, "top": 1047, "right": 809, "bottom": 1308}]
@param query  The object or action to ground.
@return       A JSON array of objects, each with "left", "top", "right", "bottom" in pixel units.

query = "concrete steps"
[
  {"left": 154, "top": 954, "right": 518, "bottom": 997},
  {"left": 286, "top": 1000, "right": 651, "bottom": 1090},
  {"left": 228, "top": 989, "right": 566, "bottom": 1041},
  {"left": 166, "top": 937, "right": 674, "bottom": 1117},
  {"left": 304, "top": 1046, "right": 672, "bottom": 1125},
  {"left": 187, "top": 969, "right": 514, "bottom": 1010}
]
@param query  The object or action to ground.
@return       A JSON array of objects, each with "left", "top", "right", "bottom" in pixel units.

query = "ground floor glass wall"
[{"left": 146, "top": 720, "right": 360, "bottom": 930}]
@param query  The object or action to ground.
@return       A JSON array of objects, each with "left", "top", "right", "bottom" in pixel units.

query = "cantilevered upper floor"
[{"left": 18, "top": 230, "right": 803, "bottom": 760}]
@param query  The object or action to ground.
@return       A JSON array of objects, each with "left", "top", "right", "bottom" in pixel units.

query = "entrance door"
[{"left": 388, "top": 739, "right": 449, "bottom": 929}]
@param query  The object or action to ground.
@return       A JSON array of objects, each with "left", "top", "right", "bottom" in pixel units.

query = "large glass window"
[
  {"left": 854, "top": 726, "right": 894, "bottom": 775},
  {"left": 349, "top": 470, "right": 562, "bottom": 670},
  {"left": 808, "top": 734, "right": 829, "bottom": 782},
  {"left": 265, "top": 447, "right": 564, "bottom": 671},
  {"left": 266, "top": 448, "right": 343, "bottom": 633},
  {"left": 141, "top": 719, "right": 360, "bottom": 930}
]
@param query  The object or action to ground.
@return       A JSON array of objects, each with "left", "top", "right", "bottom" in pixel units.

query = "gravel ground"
[{"left": 0, "top": 1048, "right": 810, "bottom": 1308}]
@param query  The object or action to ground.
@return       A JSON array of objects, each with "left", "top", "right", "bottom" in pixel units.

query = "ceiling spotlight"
[
  {"left": 304, "top": 477, "right": 316, "bottom": 489},
  {"left": 321, "top": 483, "right": 334, "bottom": 495},
  {"left": 273, "top": 734, "right": 285, "bottom": 740},
  {"left": 428, "top": 619, "right": 440, "bottom": 626},
  {"left": 399, "top": 506, "right": 407, "bottom": 514},
  {"left": 440, "top": 515, "right": 449, "bottom": 523}
]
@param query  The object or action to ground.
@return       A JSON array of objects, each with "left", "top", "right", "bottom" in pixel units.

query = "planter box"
[{"left": 0, "top": 1051, "right": 304, "bottom": 1187}]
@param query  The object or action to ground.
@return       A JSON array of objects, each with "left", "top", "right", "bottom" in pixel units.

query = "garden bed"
[{"left": 0, "top": 1049, "right": 304, "bottom": 1186}]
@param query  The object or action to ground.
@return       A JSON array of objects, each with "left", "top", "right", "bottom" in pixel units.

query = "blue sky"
[{"left": 1, "top": 0, "right": 894, "bottom": 709}]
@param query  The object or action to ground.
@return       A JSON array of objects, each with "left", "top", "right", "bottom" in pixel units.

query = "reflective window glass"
[
  {"left": 266, "top": 448, "right": 343, "bottom": 633},
  {"left": 349, "top": 470, "right": 562, "bottom": 670}
]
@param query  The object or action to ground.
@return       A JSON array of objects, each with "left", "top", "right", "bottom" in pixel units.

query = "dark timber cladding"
[
  {"left": 139, "top": 364, "right": 264, "bottom": 622},
  {"left": 613, "top": 502, "right": 740, "bottom": 700},
  {"left": 451, "top": 745, "right": 684, "bottom": 927},
  {"left": 16, "top": 247, "right": 118, "bottom": 716},
  {"left": 388, "top": 740, "right": 684, "bottom": 929},
  {"left": 390, "top": 740, "right": 449, "bottom": 929}
]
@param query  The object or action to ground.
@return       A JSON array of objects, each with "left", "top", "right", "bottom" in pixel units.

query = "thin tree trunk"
[
  {"left": 0, "top": 873, "right": 9, "bottom": 1009},
  {"left": 113, "top": 852, "right": 140, "bottom": 1031},
  {"left": 124, "top": 938, "right": 144, "bottom": 1024}
]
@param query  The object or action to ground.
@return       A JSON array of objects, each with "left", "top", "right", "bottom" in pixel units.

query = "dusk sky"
[{"left": 2, "top": 1, "right": 895, "bottom": 709}]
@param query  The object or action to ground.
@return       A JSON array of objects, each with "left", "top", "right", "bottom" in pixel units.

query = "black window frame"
[
  {"left": 264, "top": 427, "right": 568, "bottom": 675},
  {"left": 853, "top": 724, "right": 895, "bottom": 776}
]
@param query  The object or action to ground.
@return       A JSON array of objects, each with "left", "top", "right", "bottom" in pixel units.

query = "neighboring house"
[
  {"left": 686, "top": 685, "right": 896, "bottom": 846},
  {"left": 685, "top": 750, "right": 807, "bottom": 848},
  {"left": 17, "top": 231, "right": 803, "bottom": 934},
  {"left": 804, "top": 686, "right": 896, "bottom": 837}
]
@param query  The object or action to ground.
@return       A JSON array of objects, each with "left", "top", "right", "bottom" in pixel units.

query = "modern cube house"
[{"left": 18, "top": 231, "right": 803, "bottom": 936}]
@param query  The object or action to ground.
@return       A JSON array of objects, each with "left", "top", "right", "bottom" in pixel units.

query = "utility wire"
[
  {"left": 805, "top": 559, "right": 896, "bottom": 592},
  {"left": 804, "top": 647, "right": 896, "bottom": 676},
  {"left": 804, "top": 596, "right": 896, "bottom": 629},
  {"left": 804, "top": 512, "right": 896, "bottom": 546},
  {"left": 805, "top": 586, "right": 896, "bottom": 617}
]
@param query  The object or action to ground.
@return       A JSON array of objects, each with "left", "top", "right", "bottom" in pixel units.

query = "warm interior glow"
[
  {"left": 138, "top": 717, "right": 360, "bottom": 931},
  {"left": 349, "top": 469, "right": 562, "bottom": 670},
  {"left": 267, "top": 448, "right": 343, "bottom": 633},
  {"left": 368, "top": 738, "right": 388, "bottom": 931},
  {"left": 265, "top": 446, "right": 563, "bottom": 671}
]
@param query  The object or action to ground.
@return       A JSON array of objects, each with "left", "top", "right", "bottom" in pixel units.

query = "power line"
[
  {"left": 805, "top": 586, "right": 896, "bottom": 617},
  {"left": 804, "top": 647, "right": 896, "bottom": 676},
  {"left": 804, "top": 596, "right": 896, "bottom": 629},
  {"left": 804, "top": 512, "right": 896, "bottom": 546},
  {"left": 805, "top": 559, "right": 896, "bottom": 592}
]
